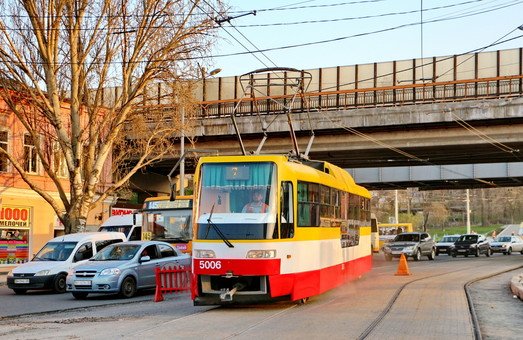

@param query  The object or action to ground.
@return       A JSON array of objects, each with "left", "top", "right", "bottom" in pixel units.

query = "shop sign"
[
  {"left": 111, "top": 207, "right": 136, "bottom": 216},
  {"left": 0, "top": 206, "right": 31, "bottom": 228}
]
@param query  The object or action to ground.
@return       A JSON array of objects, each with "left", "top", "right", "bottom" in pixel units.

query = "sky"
[{"left": 209, "top": 0, "right": 523, "bottom": 77}]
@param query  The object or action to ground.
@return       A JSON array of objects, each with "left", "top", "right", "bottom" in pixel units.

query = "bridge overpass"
[{"left": 129, "top": 48, "right": 523, "bottom": 192}]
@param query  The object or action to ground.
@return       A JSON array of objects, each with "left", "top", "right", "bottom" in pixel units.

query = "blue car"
[{"left": 66, "top": 240, "right": 190, "bottom": 299}]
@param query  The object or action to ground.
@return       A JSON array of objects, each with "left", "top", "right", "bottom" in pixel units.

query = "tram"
[
  {"left": 141, "top": 195, "right": 193, "bottom": 253},
  {"left": 191, "top": 154, "right": 373, "bottom": 305}
]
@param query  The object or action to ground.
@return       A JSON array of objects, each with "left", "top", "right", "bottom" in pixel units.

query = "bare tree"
[{"left": 0, "top": 0, "right": 224, "bottom": 233}]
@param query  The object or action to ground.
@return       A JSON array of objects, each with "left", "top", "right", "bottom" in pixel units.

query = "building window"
[
  {"left": 24, "top": 134, "right": 38, "bottom": 173},
  {"left": 0, "top": 131, "right": 8, "bottom": 172}
]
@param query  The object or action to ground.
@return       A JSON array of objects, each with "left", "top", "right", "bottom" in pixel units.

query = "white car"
[{"left": 489, "top": 235, "right": 523, "bottom": 255}]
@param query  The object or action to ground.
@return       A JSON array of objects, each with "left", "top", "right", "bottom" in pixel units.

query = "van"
[
  {"left": 6, "top": 232, "right": 126, "bottom": 294},
  {"left": 98, "top": 213, "right": 142, "bottom": 241}
]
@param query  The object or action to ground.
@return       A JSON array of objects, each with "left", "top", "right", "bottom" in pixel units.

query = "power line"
[
  {"left": 207, "top": 2, "right": 523, "bottom": 60},
  {"left": 234, "top": 0, "right": 488, "bottom": 28}
]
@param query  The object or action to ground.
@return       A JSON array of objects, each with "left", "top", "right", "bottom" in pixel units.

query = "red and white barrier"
[{"left": 154, "top": 265, "right": 191, "bottom": 302}]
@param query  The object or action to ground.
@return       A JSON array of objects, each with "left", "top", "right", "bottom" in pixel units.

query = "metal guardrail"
[{"left": 198, "top": 75, "right": 523, "bottom": 118}]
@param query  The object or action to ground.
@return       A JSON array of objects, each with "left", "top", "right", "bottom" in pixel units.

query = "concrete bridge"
[{"left": 130, "top": 48, "right": 523, "bottom": 191}]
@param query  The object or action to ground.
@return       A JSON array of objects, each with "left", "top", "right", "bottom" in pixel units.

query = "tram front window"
[{"left": 197, "top": 162, "right": 277, "bottom": 240}]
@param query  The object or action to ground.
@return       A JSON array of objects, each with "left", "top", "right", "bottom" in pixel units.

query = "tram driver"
[{"left": 242, "top": 190, "right": 269, "bottom": 213}]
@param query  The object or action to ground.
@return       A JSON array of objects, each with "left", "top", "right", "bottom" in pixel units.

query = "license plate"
[
  {"left": 458, "top": 249, "right": 466, "bottom": 252},
  {"left": 14, "top": 279, "right": 30, "bottom": 284},
  {"left": 391, "top": 251, "right": 402, "bottom": 255},
  {"left": 74, "top": 280, "right": 91, "bottom": 286}
]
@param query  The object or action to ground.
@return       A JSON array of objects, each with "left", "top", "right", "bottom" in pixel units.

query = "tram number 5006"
[{"left": 199, "top": 260, "right": 222, "bottom": 270}]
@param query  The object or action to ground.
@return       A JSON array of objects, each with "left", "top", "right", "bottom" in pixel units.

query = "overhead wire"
[
  {"left": 207, "top": 1, "right": 523, "bottom": 60},
  {"left": 234, "top": 0, "right": 489, "bottom": 28}
]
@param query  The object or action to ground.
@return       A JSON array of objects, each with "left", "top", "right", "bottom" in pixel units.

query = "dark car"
[
  {"left": 435, "top": 234, "right": 461, "bottom": 256},
  {"left": 382, "top": 232, "right": 436, "bottom": 261},
  {"left": 450, "top": 234, "right": 491, "bottom": 257}
]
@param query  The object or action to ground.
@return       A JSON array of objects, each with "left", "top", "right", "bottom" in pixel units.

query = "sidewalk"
[{"left": 0, "top": 265, "right": 12, "bottom": 286}]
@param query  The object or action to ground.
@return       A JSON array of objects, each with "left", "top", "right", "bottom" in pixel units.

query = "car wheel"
[
  {"left": 503, "top": 252, "right": 507, "bottom": 255},
  {"left": 72, "top": 292, "right": 89, "bottom": 299},
  {"left": 385, "top": 254, "right": 393, "bottom": 262},
  {"left": 119, "top": 276, "right": 137, "bottom": 298},
  {"left": 428, "top": 248, "right": 435, "bottom": 261},
  {"left": 451, "top": 251, "right": 457, "bottom": 258},
  {"left": 520, "top": 249, "right": 523, "bottom": 255},
  {"left": 475, "top": 248, "right": 480, "bottom": 257},
  {"left": 507, "top": 247, "right": 512, "bottom": 255},
  {"left": 13, "top": 289, "right": 27, "bottom": 295},
  {"left": 414, "top": 249, "right": 421, "bottom": 261},
  {"left": 486, "top": 248, "right": 492, "bottom": 257},
  {"left": 53, "top": 273, "right": 67, "bottom": 293},
  {"left": 435, "top": 250, "right": 439, "bottom": 256},
  {"left": 464, "top": 254, "right": 468, "bottom": 257}
]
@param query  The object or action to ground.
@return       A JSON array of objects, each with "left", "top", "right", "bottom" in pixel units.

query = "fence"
[{"left": 154, "top": 265, "right": 191, "bottom": 302}]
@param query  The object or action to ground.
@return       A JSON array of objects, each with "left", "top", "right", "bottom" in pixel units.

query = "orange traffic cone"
[{"left": 395, "top": 253, "right": 411, "bottom": 276}]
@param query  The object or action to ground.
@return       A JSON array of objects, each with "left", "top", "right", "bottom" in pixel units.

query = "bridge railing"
[{"left": 198, "top": 75, "right": 523, "bottom": 118}]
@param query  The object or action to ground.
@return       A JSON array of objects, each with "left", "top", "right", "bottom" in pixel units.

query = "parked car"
[
  {"left": 7, "top": 232, "right": 126, "bottom": 294},
  {"left": 98, "top": 213, "right": 142, "bottom": 241},
  {"left": 450, "top": 234, "right": 491, "bottom": 257},
  {"left": 66, "top": 240, "right": 190, "bottom": 299},
  {"left": 435, "top": 234, "right": 461, "bottom": 256},
  {"left": 382, "top": 232, "right": 436, "bottom": 261},
  {"left": 489, "top": 235, "right": 523, "bottom": 255}
]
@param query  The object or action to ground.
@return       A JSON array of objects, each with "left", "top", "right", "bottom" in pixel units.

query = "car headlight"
[
  {"left": 7, "top": 269, "right": 13, "bottom": 277},
  {"left": 502, "top": 244, "right": 508, "bottom": 248},
  {"left": 35, "top": 269, "right": 51, "bottom": 276},
  {"left": 469, "top": 244, "right": 477, "bottom": 248},
  {"left": 193, "top": 249, "right": 216, "bottom": 258},
  {"left": 246, "top": 250, "right": 276, "bottom": 258},
  {"left": 100, "top": 268, "right": 121, "bottom": 276}
]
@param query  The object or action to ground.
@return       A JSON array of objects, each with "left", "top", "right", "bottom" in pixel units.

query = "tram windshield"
[{"left": 197, "top": 162, "right": 277, "bottom": 240}]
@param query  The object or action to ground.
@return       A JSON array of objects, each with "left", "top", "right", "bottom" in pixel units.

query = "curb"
[{"left": 510, "top": 274, "right": 523, "bottom": 300}]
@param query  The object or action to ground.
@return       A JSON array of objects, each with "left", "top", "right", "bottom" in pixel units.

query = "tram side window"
[
  {"left": 280, "top": 181, "right": 294, "bottom": 238},
  {"left": 348, "top": 194, "right": 360, "bottom": 221},
  {"left": 297, "top": 182, "right": 320, "bottom": 227}
]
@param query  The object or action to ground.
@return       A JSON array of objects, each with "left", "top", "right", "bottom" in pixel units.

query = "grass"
[{"left": 424, "top": 225, "right": 504, "bottom": 241}]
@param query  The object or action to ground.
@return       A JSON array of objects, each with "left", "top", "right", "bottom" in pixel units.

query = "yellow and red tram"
[{"left": 191, "top": 155, "right": 373, "bottom": 305}]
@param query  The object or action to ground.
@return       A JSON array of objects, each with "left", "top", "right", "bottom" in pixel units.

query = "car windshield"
[
  {"left": 394, "top": 234, "right": 419, "bottom": 242},
  {"left": 92, "top": 244, "right": 140, "bottom": 261},
  {"left": 442, "top": 236, "right": 459, "bottom": 242},
  {"left": 495, "top": 236, "right": 512, "bottom": 242},
  {"left": 33, "top": 242, "right": 77, "bottom": 261},
  {"left": 458, "top": 235, "right": 478, "bottom": 242}
]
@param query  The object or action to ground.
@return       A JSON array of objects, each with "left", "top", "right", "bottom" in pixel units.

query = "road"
[{"left": 0, "top": 254, "right": 522, "bottom": 339}]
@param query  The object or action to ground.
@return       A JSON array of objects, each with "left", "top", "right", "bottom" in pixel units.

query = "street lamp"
[{"left": 178, "top": 67, "right": 222, "bottom": 196}]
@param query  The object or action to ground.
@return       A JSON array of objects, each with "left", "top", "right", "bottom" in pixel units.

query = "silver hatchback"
[{"left": 66, "top": 240, "right": 190, "bottom": 299}]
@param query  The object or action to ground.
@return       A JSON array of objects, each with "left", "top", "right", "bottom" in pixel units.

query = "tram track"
[
  {"left": 464, "top": 264, "right": 523, "bottom": 340},
  {"left": 357, "top": 263, "right": 523, "bottom": 340}
]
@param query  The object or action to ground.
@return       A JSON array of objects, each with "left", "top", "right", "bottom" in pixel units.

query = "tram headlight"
[
  {"left": 246, "top": 249, "right": 276, "bottom": 258},
  {"left": 194, "top": 249, "right": 216, "bottom": 258}
]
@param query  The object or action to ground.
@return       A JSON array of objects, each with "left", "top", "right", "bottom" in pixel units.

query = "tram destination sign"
[{"left": 144, "top": 199, "right": 192, "bottom": 210}]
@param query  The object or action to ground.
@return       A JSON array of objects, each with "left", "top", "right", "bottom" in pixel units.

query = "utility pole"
[{"left": 466, "top": 189, "right": 471, "bottom": 234}]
